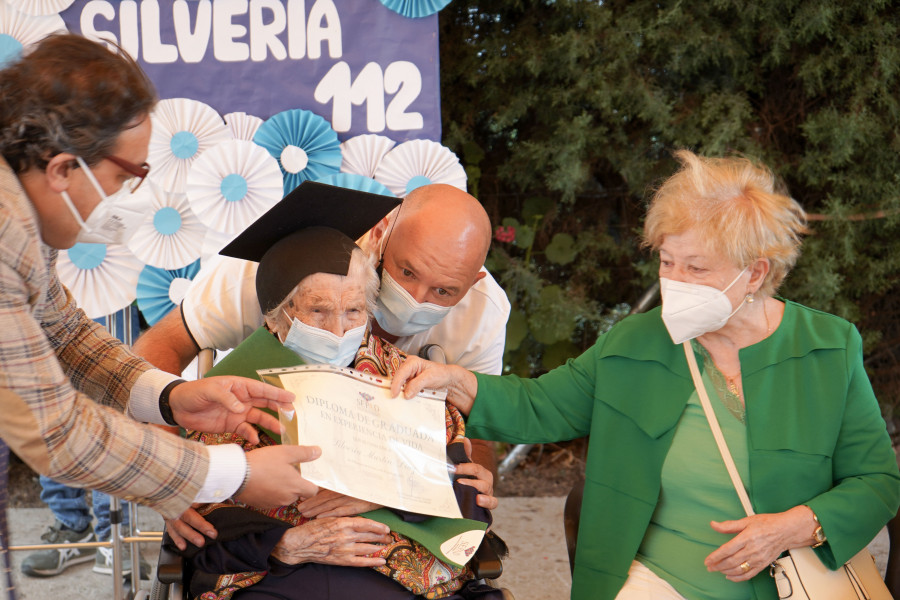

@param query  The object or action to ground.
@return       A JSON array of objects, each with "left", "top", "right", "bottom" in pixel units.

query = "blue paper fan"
[
  {"left": 315, "top": 173, "right": 396, "bottom": 198},
  {"left": 136, "top": 260, "right": 202, "bottom": 325},
  {"left": 378, "top": 0, "right": 451, "bottom": 18},
  {"left": 253, "top": 109, "right": 342, "bottom": 194},
  {"left": 0, "top": 3, "right": 65, "bottom": 68}
]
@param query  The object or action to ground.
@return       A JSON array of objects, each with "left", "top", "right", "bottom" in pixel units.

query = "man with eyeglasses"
[{"left": 0, "top": 34, "right": 323, "bottom": 596}]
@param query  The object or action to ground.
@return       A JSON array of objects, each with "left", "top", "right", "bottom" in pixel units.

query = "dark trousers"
[{"left": 234, "top": 562, "right": 504, "bottom": 600}]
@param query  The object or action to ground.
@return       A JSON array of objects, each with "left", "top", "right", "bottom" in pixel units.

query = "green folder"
[
  {"left": 204, "top": 326, "right": 304, "bottom": 442},
  {"left": 360, "top": 508, "right": 486, "bottom": 568}
]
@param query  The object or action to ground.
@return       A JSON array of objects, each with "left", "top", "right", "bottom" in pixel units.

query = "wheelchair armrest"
[
  {"left": 156, "top": 538, "right": 185, "bottom": 586},
  {"left": 471, "top": 534, "right": 503, "bottom": 580}
]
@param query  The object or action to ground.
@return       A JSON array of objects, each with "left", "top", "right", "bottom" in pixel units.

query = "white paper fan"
[
  {"left": 6, "top": 0, "right": 75, "bottom": 16},
  {"left": 186, "top": 139, "right": 284, "bottom": 235},
  {"left": 223, "top": 111, "right": 264, "bottom": 141},
  {"left": 374, "top": 139, "right": 467, "bottom": 197},
  {"left": 340, "top": 134, "right": 396, "bottom": 178},
  {"left": 56, "top": 243, "right": 144, "bottom": 319},
  {"left": 200, "top": 228, "right": 239, "bottom": 263},
  {"left": 0, "top": 3, "right": 65, "bottom": 68},
  {"left": 126, "top": 182, "right": 206, "bottom": 270},
  {"left": 148, "top": 98, "right": 232, "bottom": 193}
]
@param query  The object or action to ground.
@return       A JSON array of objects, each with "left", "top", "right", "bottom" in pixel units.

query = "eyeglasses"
[{"left": 104, "top": 154, "right": 150, "bottom": 193}]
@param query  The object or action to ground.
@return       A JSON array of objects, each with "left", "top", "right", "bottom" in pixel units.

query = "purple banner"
[{"left": 60, "top": 0, "right": 440, "bottom": 142}]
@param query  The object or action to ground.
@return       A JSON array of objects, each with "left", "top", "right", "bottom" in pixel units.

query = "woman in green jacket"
[{"left": 391, "top": 150, "right": 900, "bottom": 600}]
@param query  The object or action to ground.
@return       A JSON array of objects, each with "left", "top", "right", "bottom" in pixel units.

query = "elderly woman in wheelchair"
[{"left": 164, "top": 186, "right": 501, "bottom": 600}]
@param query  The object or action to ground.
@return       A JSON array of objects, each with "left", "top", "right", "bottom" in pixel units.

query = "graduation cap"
[{"left": 220, "top": 181, "right": 400, "bottom": 313}]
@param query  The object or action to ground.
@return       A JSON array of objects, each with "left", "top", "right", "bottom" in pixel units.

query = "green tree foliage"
[{"left": 439, "top": 0, "right": 900, "bottom": 413}]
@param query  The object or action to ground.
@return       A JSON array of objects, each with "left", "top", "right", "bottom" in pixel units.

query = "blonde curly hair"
[{"left": 643, "top": 150, "right": 809, "bottom": 296}]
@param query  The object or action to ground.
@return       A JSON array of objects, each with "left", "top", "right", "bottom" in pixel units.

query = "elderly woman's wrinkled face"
[
  {"left": 658, "top": 229, "right": 749, "bottom": 299},
  {"left": 279, "top": 271, "right": 368, "bottom": 338}
]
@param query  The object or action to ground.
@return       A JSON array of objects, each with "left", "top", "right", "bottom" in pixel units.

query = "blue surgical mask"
[
  {"left": 373, "top": 269, "right": 452, "bottom": 337},
  {"left": 281, "top": 310, "right": 366, "bottom": 367}
]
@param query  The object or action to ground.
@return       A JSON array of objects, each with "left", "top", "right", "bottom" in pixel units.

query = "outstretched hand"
[
  {"left": 237, "top": 445, "right": 321, "bottom": 508},
  {"left": 389, "top": 356, "right": 478, "bottom": 415},
  {"left": 168, "top": 376, "right": 294, "bottom": 443}
]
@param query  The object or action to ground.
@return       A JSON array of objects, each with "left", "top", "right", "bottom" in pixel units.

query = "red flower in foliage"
[{"left": 494, "top": 225, "right": 516, "bottom": 243}]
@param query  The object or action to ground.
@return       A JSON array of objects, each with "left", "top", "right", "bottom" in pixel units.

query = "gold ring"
[{"left": 740, "top": 561, "right": 751, "bottom": 573}]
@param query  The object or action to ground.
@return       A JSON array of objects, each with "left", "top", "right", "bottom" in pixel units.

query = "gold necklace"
[
  {"left": 725, "top": 373, "right": 741, "bottom": 397},
  {"left": 723, "top": 300, "right": 772, "bottom": 400}
]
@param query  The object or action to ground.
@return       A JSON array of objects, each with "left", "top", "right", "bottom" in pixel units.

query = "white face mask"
[
  {"left": 281, "top": 310, "right": 366, "bottom": 367},
  {"left": 659, "top": 268, "right": 748, "bottom": 344},
  {"left": 59, "top": 156, "right": 145, "bottom": 245},
  {"left": 373, "top": 269, "right": 453, "bottom": 337}
]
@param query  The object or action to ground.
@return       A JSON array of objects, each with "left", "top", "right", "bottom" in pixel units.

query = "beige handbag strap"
[{"left": 682, "top": 342, "right": 756, "bottom": 517}]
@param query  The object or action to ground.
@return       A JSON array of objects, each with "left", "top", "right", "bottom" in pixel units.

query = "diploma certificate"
[{"left": 258, "top": 365, "right": 463, "bottom": 519}]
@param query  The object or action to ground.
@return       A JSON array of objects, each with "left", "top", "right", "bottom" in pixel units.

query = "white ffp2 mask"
[
  {"left": 659, "top": 268, "right": 748, "bottom": 344},
  {"left": 59, "top": 156, "right": 145, "bottom": 245}
]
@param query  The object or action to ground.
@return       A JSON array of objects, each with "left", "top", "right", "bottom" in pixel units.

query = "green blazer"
[{"left": 468, "top": 300, "right": 900, "bottom": 600}]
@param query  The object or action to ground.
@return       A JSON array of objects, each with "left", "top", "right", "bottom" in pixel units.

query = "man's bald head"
[
  {"left": 375, "top": 184, "right": 492, "bottom": 308},
  {"left": 398, "top": 184, "right": 492, "bottom": 265}
]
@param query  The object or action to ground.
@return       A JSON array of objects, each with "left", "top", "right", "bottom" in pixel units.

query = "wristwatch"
[{"left": 811, "top": 511, "right": 827, "bottom": 548}]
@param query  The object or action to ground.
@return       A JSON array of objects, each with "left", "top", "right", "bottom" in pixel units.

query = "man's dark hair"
[{"left": 0, "top": 33, "right": 157, "bottom": 173}]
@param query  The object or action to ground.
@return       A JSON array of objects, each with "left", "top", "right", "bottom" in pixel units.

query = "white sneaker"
[{"left": 93, "top": 545, "right": 151, "bottom": 579}]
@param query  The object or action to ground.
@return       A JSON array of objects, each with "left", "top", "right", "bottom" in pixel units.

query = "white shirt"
[{"left": 182, "top": 255, "right": 510, "bottom": 375}]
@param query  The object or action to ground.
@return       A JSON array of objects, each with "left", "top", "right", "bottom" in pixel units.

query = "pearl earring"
[{"left": 745, "top": 293, "right": 755, "bottom": 303}]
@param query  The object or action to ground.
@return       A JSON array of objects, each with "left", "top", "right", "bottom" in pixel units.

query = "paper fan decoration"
[
  {"left": 378, "top": 0, "right": 452, "bottom": 18},
  {"left": 200, "top": 228, "right": 239, "bottom": 262},
  {"left": 0, "top": 3, "right": 65, "bottom": 68},
  {"left": 374, "top": 139, "right": 467, "bottom": 197},
  {"left": 136, "top": 260, "right": 202, "bottom": 325},
  {"left": 340, "top": 134, "right": 396, "bottom": 178},
  {"left": 56, "top": 243, "right": 144, "bottom": 319},
  {"left": 316, "top": 173, "right": 396, "bottom": 198},
  {"left": 186, "top": 139, "right": 283, "bottom": 234},
  {"left": 223, "top": 111, "right": 264, "bottom": 141},
  {"left": 253, "top": 109, "right": 341, "bottom": 194},
  {"left": 148, "top": 98, "right": 232, "bottom": 193},
  {"left": 126, "top": 182, "right": 206, "bottom": 270},
  {"left": 200, "top": 229, "right": 243, "bottom": 261},
  {"left": 6, "top": 0, "right": 75, "bottom": 16}
]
